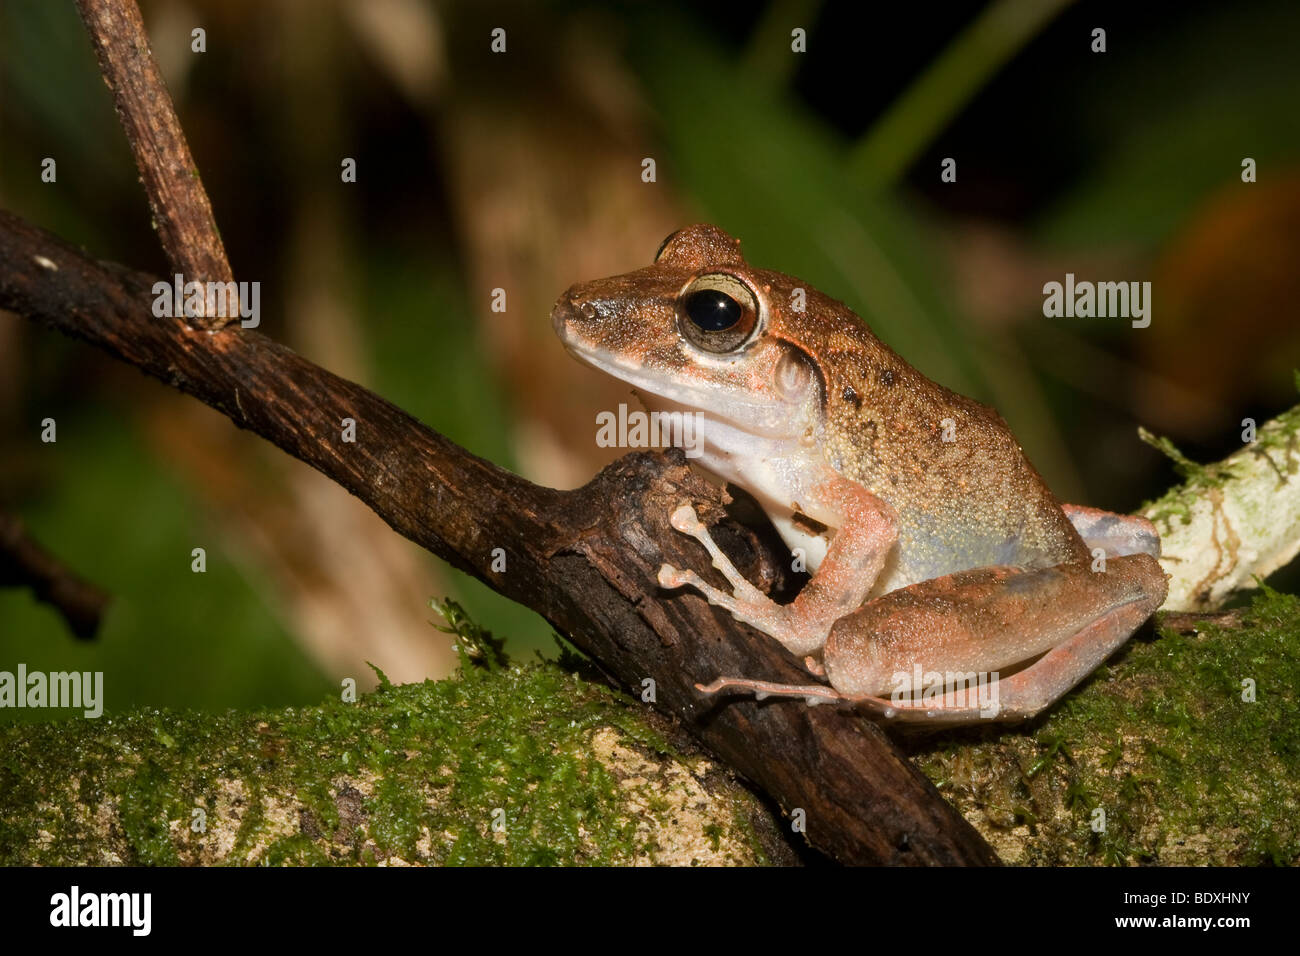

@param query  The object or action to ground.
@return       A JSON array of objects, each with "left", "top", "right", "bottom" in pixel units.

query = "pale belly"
[{"left": 769, "top": 504, "right": 1048, "bottom": 599}]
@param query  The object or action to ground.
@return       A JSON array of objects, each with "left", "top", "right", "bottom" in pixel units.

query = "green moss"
[
  {"left": 15, "top": 583, "right": 1290, "bottom": 866},
  {"left": 0, "top": 603, "right": 773, "bottom": 866},
  {"left": 1139, "top": 400, "right": 1300, "bottom": 530},
  {"left": 1138, "top": 427, "right": 1211, "bottom": 484},
  {"left": 909, "top": 586, "right": 1300, "bottom": 864}
]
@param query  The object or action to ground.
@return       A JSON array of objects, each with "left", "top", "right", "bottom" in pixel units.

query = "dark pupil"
[{"left": 685, "top": 289, "right": 741, "bottom": 331}]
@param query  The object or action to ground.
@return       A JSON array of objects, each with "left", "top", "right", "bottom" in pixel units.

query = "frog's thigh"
[
  {"left": 659, "top": 474, "right": 896, "bottom": 658},
  {"left": 1062, "top": 503, "right": 1160, "bottom": 558},
  {"left": 823, "top": 553, "right": 1168, "bottom": 720}
]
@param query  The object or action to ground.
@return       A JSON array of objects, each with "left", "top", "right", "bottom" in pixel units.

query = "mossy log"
[
  {"left": 0, "top": 641, "right": 794, "bottom": 866},
  {"left": 3, "top": 589, "right": 1296, "bottom": 866}
]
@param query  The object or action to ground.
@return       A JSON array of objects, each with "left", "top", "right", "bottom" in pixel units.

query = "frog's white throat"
[
  {"left": 631, "top": 387, "right": 837, "bottom": 575},
  {"left": 563, "top": 343, "right": 825, "bottom": 513},
  {"left": 633, "top": 386, "right": 826, "bottom": 504}
]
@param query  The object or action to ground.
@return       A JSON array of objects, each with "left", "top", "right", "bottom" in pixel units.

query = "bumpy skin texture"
[
  {"left": 554, "top": 224, "right": 1167, "bottom": 723},
  {"left": 822, "top": 556, "right": 1167, "bottom": 698},
  {"left": 806, "top": 314, "right": 1090, "bottom": 583}
]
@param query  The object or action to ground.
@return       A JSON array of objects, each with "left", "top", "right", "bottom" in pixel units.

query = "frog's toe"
[
  {"left": 662, "top": 564, "right": 748, "bottom": 617},
  {"left": 660, "top": 563, "right": 822, "bottom": 653},
  {"left": 669, "top": 503, "right": 703, "bottom": 533},
  {"left": 696, "top": 676, "right": 846, "bottom": 706},
  {"left": 657, "top": 563, "right": 683, "bottom": 588},
  {"left": 661, "top": 501, "right": 831, "bottom": 656},
  {"left": 695, "top": 675, "right": 1004, "bottom": 724},
  {"left": 1062, "top": 503, "right": 1161, "bottom": 558},
  {"left": 665, "top": 502, "right": 769, "bottom": 603}
]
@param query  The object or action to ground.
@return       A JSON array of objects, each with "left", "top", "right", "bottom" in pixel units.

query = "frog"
[{"left": 551, "top": 224, "right": 1167, "bottom": 724}]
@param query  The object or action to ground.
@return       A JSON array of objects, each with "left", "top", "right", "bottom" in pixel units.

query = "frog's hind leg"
[
  {"left": 701, "top": 553, "right": 1169, "bottom": 725},
  {"left": 818, "top": 553, "right": 1169, "bottom": 723},
  {"left": 1062, "top": 503, "right": 1160, "bottom": 558}
]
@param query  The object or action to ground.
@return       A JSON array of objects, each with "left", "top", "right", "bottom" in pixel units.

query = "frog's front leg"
[
  {"left": 700, "top": 553, "right": 1168, "bottom": 724},
  {"left": 658, "top": 472, "right": 896, "bottom": 658}
]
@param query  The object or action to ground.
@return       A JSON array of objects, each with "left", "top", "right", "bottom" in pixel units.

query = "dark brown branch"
[
  {"left": 0, "top": 210, "right": 999, "bottom": 865},
  {"left": 0, "top": 509, "right": 109, "bottom": 640},
  {"left": 74, "top": 0, "right": 235, "bottom": 329}
]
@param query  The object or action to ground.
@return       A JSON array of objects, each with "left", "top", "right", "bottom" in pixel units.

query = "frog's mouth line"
[{"left": 559, "top": 337, "right": 808, "bottom": 443}]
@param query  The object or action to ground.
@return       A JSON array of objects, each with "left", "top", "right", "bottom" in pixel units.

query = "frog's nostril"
[
  {"left": 551, "top": 300, "right": 572, "bottom": 337},
  {"left": 552, "top": 292, "right": 596, "bottom": 340}
]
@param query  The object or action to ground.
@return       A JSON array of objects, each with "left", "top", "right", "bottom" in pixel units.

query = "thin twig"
[
  {"left": 0, "top": 509, "right": 109, "bottom": 640},
  {"left": 74, "top": 0, "right": 235, "bottom": 330}
]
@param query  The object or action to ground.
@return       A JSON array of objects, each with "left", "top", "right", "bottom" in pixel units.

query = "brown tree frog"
[{"left": 552, "top": 224, "right": 1167, "bottom": 724}]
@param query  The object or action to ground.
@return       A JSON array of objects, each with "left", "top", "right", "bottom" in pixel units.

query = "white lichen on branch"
[{"left": 1140, "top": 397, "right": 1300, "bottom": 611}]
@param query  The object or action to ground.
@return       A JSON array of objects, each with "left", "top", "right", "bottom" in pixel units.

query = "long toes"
[
  {"left": 660, "top": 565, "right": 715, "bottom": 595},
  {"left": 697, "top": 675, "right": 846, "bottom": 705},
  {"left": 658, "top": 563, "right": 682, "bottom": 588},
  {"left": 669, "top": 504, "right": 701, "bottom": 533},
  {"left": 662, "top": 567, "right": 732, "bottom": 607}
]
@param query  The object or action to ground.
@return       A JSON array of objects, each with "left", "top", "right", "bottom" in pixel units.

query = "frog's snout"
[
  {"left": 551, "top": 288, "right": 580, "bottom": 341},
  {"left": 551, "top": 286, "right": 608, "bottom": 354},
  {"left": 550, "top": 290, "right": 573, "bottom": 341}
]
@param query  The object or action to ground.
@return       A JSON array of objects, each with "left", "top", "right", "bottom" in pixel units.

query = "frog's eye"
[{"left": 678, "top": 273, "right": 760, "bottom": 353}]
